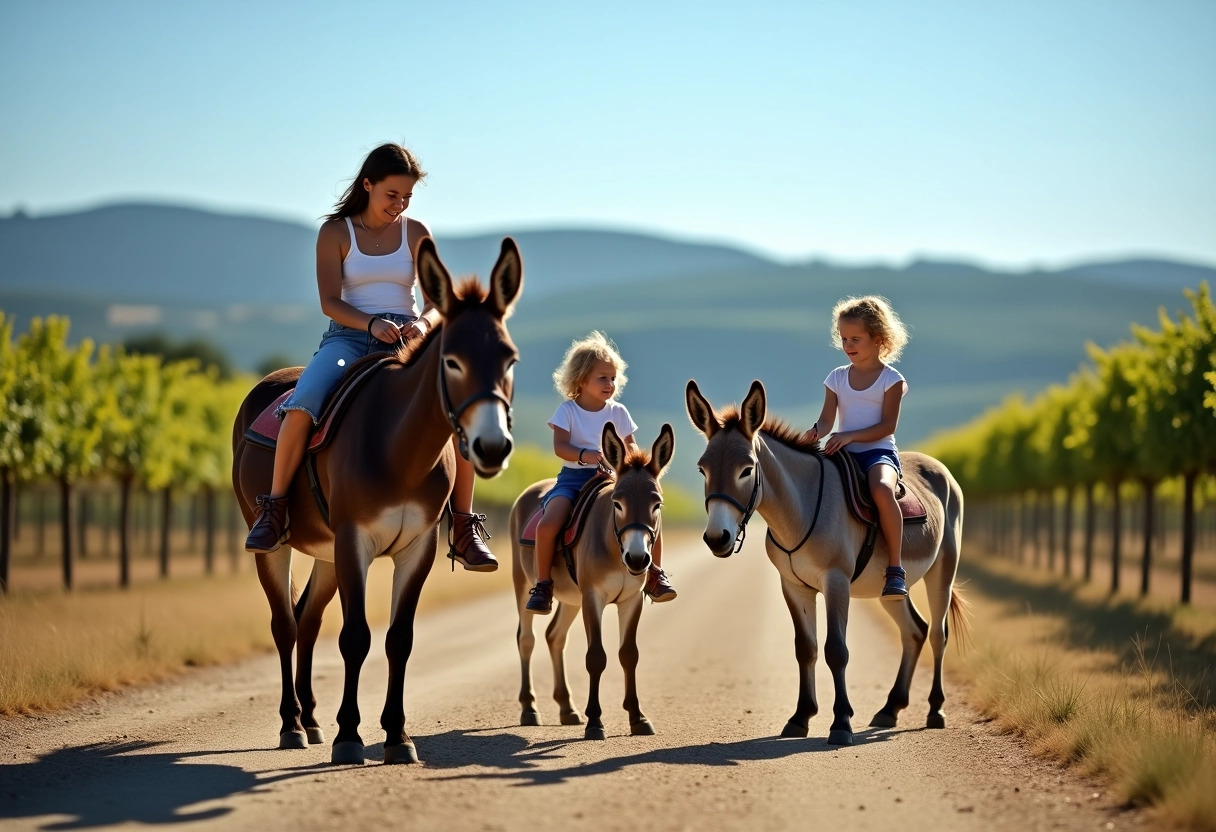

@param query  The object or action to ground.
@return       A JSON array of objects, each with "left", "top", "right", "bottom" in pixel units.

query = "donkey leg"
[
  {"left": 380, "top": 536, "right": 434, "bottom": 764},
  {"left": 870, "top": 596, "right": 927, "bottom": 728},
  {"left": 295, "top": 560, "right": 337, "bottom": 745},
  {"left": 779, "top": 578, "right": 820, "bottom": 738},
  {"left": 822, "top": 573, "right": 855, "bottom": 745},
  {"left": 546, "top": 601, "right": 584, "bottom": 725},
  {"left": 581, "top": 593, "right": 609, "bottom": 740},
  {"left": 332, "top": 528, "right": 375, "bottom": 765},
  {"left": 617, "top": 594, "right": 653, "bottom": 735},
  {"left": 922, "top": 554, "right": 958, "bottom": 729},
  {"left": 255, "top": 547, "right": 306, "bottom": 749}
]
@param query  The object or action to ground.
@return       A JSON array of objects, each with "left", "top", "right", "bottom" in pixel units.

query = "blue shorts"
[
  {"left": 542, "top": 466, "right": 599, "bottom": 508},
  {"left": 849, "top": 448, "right": 902, "bottom": 478},
  {"left": 276, "top": 312, "right": 417, "bottom": 424}
]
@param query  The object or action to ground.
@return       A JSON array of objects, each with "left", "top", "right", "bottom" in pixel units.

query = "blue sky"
[{"left": 2, "top": 0, "right": 1214, "bottom": 267}]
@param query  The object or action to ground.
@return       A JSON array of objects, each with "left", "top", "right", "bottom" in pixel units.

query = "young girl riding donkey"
[
  {"left": 524, "top": 331, "right": 677, "bottom": 613},
  {"left": 804, "top": 295, "right": 911, "bottom": 600}
]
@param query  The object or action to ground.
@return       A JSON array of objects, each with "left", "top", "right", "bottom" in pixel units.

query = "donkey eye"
[
  {"left": 445, "top": 358, "right": 460, "bottom": 371},
  {"left": 740, "top": 467, "right": 753, "bottom": 479},
  {"left": 696, "top": 466, "right": 705, "bottom": 477},
  {"left": 612, "top": 501, "right": 623, "bottom": 512}
]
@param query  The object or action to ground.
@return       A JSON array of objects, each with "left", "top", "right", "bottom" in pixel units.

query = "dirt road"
[{"left": 0, "top": 535, "right": 1147, "bottom": 831}]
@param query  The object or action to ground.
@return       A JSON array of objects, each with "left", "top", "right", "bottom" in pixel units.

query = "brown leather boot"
[
  {"left": 245, "top": 495, "right": 290, "bottom": 554},
  {"left": 644, "top": 565, "right": 677, "bottom": 602},
  {"left": 448, "top": 509, "right": 498, "bottom": 572}
]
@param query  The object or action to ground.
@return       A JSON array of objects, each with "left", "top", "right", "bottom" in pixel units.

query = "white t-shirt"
[
  {"left": 823, "top": 364, "right": 907, "bottom": 453},
  {"left": 548, "top": 399, "right": 638, "bottom": 469}
]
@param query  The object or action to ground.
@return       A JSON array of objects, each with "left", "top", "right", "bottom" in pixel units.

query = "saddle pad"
[
  {"left": 244, "top": 355, "right": 397, "bottom": 453},
  {"left": 829, "top": 452, "right": 927, "bottom": 527},
  {"left": 518, "top": 472, "right": 613, "bottom": 548}
]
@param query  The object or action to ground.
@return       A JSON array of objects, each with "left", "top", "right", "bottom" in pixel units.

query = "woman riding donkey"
[{"left": 244, "top": 143, "right": 496, "bottom": 570}]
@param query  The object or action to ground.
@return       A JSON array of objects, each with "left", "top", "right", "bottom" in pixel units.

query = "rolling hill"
[{"left": 2, "top": 202, "right": 1212, "bottom": 489}]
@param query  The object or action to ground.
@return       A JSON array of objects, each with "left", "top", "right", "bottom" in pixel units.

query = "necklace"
[{"left": 357, "top": 214, "right": 395, "bottom": 248}]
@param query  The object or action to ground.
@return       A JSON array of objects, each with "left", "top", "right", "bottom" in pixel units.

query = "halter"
[
  {"left": 437, "top": 358, "right": 514, "bottom": 461},
  {"left": 705, "top": 467, "right": 761, "bottom": 554},
  {"left": 613, "top": 515, "right": 658, "bottom": 553}
]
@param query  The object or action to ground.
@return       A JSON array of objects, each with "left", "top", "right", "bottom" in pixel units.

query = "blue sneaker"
[
  {"left": 525, "top": 580, "right": 554, "bottom": 614},
  {"left": 882, "top": 567, "right": 908, "bottom": 600}
]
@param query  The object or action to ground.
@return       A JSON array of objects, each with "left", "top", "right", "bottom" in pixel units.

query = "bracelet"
[
  {"left": 577, "top": 448, "right": 587, "bottom": 466},
  {"left": 367, "top": 316, "right": 380, "bottom": 334}
]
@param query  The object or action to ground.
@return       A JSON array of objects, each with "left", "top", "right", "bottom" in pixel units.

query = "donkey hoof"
[
  {"left": 827, "top": 729, "right": 854, "bottom": 746},
  {"left": 306, "top": 727, "right": 325, "bottom": 745},
  {"left": 780, "top": 721, "right": 808, "bottom": 739},
  {"left": 630, "top": 719, "right": 656, "bottom": 736},
  {"left": 331, "top": 741, "right": 365, "bottom": 765},
  {"left": 926, "top": 712, "right": 946, "bottom": 729},
  {"left": 521, "top": 710, "right": 541, "bottom": 727},
  {"left": 278, "top": 730, "right": 307, "bottom": 749},
  {"left": 585, "top": 724, "right": 606, "bottom": 741},
  {"left": 384, "top": 742, "right": 419, "bottom": 765},
  {"left": 560, "top": 711, "right": 584, "bottom": 726},
  {"left": 870, "top": 712, "right": 898, "bottom": 728}
]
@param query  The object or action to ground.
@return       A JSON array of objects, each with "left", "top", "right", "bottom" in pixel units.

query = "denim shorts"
[
  {"left": 276, "top": 312, "right": 417, "bottom": 424},
  {"left": 849, "top": 448, "right": 902, "bottom": 478},
  {"left": 541, "top": 466, "right": 599, "bottom": 508}
]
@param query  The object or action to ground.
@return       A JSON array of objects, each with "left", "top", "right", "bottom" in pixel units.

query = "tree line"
[
  {"left": 0, "top": 313, "right": 250, "bottom": 593},
  {"left": 923, "top": 284, "right": 1216, "bottom": 603}
]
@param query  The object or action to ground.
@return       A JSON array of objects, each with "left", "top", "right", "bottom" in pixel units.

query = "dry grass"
[
  {"left": 0, "top": 550, "right": 511, "bottom": 715},
  {"left": 955, "top": 552, "right": 1216, "bottom": 830}
]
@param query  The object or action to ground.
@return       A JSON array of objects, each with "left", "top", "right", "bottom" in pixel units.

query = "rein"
[
  {"left": 437, "top": 354, "right": 513, "bottom": 461},
  {"left": 766, "top": 452, "right": 826, "bottom": 555},
  {"left": 705, "top": 471, "right": 760, "bottom": 555}
]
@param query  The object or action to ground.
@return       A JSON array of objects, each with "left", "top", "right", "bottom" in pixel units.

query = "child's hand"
[
  {"left": 802, "top": 426, "right": 819, "bottom": 444},
  {"left": 581, "top": 449, "right": 602, "bottom": 467},
  {"left": 823, "top": 432, "right": 850, "bottom": 455}
]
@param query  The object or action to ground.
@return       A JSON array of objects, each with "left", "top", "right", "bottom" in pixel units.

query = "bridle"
[
  {"left": 436, "top": 351, "right": 514, "bottom": 461},
  {"left": 705, "top": 465, "right": 760, "bottom": 554},
  {"left": 611, "top": 476, "right": 660, "bottom": 564}
]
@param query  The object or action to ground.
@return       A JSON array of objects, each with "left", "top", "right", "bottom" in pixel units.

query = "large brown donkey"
[
  {"left": 510, "top": 422, "right": 674, "bottom": 740},
  {"left": 686, "top": 379, "right": 968, "bottom": 746},
  {"left": 232, "top": 237, "right": 522, "bottom": 765}
]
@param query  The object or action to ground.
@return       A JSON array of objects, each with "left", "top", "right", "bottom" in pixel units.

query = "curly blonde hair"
[
  {"left": 552, "top": 331, "right": 629, "bottom": 399},
  {"left": 831, "top": 295, "right": 909, "bottom": 362}
]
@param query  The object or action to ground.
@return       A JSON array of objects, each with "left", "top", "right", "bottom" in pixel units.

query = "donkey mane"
[
  {"left": 622, "top": 448, "right": 652, "bottom": 469},
  {"left": 715, "top": 405, "right": 823, "bottom": 456}
]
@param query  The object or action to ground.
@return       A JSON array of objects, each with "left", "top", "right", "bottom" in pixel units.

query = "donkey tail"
[{"left": 948, "top": 585, "right": 973, "bottom": 654}]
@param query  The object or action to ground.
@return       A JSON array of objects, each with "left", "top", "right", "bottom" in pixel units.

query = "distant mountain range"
[{"left": 3, "top": 202, "right": 1212, "bottom": 489}]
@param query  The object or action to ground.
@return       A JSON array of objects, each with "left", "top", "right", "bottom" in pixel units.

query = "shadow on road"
[
  {"left": 416, "top": 725, "right": 899, "bottom": 786},
  {"left": 0, "top": 740, "right": 308, "bottom": 829}
]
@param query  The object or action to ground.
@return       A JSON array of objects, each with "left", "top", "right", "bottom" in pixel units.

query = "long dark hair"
[{"left": 326, "top": 144, "right": 427, "bottom": 220}]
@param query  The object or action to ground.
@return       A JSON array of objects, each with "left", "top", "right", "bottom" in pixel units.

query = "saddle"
[
  {"left": 518, "top": 471, "right": 613, "bottom": 585},
  {"left": 826, "top": 452, "right": 927, "bottom": 583},
  {"left": 243, "top": 356, "right": 398, "bottom": 525}
]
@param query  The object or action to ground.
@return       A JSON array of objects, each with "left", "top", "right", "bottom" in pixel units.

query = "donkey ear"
[
  {"left": 601, "top": 421, "right": 625, "bottom": 473},
  {"left": 739, "top": 380, "right": 766, "bottom": 439},
  {"left": 685, "top": 379, "right": 717, "bottom": 438},
  {"left": 488, "top": 237, "right": 523, "bottom": 318},
  {"left": 415, "top": 236, "right": 456, "bottom": 316},
  {"left": 647, "top": 423, "right": 675, "bottom": 478}
]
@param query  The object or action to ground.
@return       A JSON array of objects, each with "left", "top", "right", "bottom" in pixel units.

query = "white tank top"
[{"left": 340, "top": 216, "right": 420, "bottom": 316}]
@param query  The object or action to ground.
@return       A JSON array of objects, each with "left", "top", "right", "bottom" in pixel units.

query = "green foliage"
[
  {"left": 924, "top": 283, "right": 1216, "bottom": 496},
  {"left": 123, "top": 332, "right": 233, "bottom": 379}
]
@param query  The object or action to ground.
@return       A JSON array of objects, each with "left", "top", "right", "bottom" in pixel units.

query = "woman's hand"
[
  {"left": 369, "top": 317, "right": 403, "bottom": 344},
  {"left": 402, "top": 319, "right": 429, "bottom": 342},
  {"left": 803, "top": 426, "right": 819, "bottom": 444}
]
